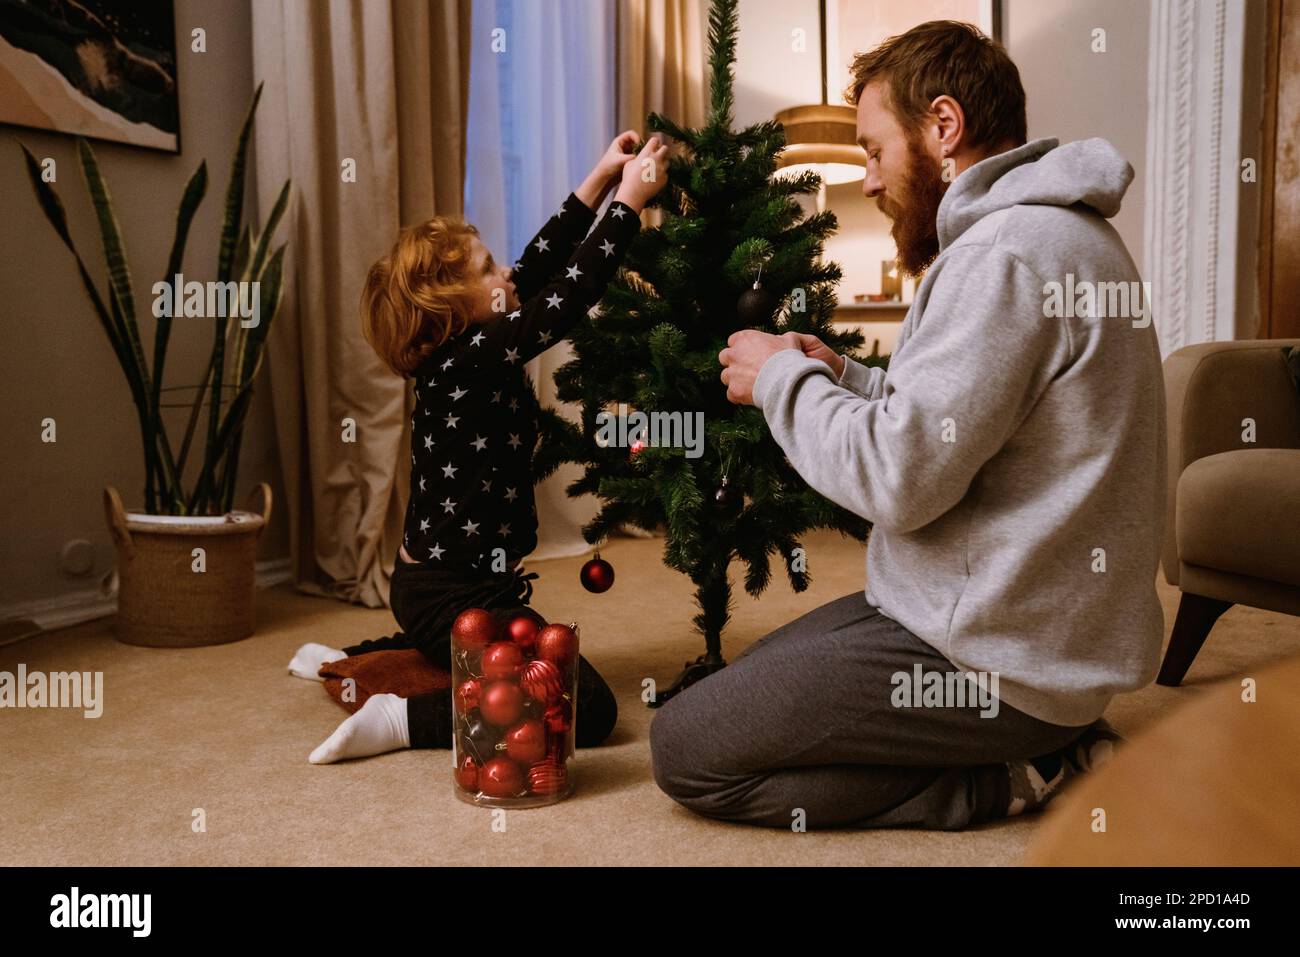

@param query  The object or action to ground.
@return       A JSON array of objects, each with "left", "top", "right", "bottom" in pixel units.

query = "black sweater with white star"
[{"left": 402, "top": 192, "right": 640, "bottom": 575}]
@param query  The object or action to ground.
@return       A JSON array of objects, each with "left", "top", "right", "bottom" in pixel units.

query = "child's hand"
[
  {"left": 598, "top": 130, "right": 639, "bottom": 183},
  {"left": 613, "top": 135, "right": 672, "bottom": 212},
  {"left": 575, "top": 131, "right": 640, "bottom": 210}
]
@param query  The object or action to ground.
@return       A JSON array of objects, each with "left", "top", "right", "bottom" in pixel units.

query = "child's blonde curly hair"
[{"left": 360, "top": 216, "right": 481, "bottom": 376}]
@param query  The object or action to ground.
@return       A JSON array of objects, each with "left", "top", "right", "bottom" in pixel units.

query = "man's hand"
[
  {"left": 791, "top": 333, "right": 846, "bottom": 378},
  {"left": 719, "top": 330, "right": 802, "bottom": 406}
]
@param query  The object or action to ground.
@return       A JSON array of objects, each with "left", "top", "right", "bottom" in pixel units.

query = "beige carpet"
[{"left": 5, "top": 529, "right": 1299, "bottom": 866}]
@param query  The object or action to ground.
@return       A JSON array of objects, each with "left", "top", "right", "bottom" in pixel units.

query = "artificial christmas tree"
[{"left": 533, "top": 0, "right": 887, "bottom": 705}]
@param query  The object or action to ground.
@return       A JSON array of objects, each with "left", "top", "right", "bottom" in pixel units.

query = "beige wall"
[
  {"left": 0, "top": 0, "right": 288, "bottom": 614},
  {"left": 1003, "top": 0, "right": 1150, "bottom": 274}
]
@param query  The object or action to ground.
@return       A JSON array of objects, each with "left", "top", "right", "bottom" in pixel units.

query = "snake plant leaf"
[
  {"left": 175, "top": 349, "right": 216, "bottom": 483},
  {"left": 196, "top": 238, "right": 287, "bottom": 514},
  {"left": 152, "top": 160, "right": 208, "bottom": 414},
  {"left": 188, "top": 376, "right": 255, "bottom": 514},
  {"left": 246, "top": 179, "right": 291, "bottom": 283},
  {"left": 231, "top": 221, "right": 252, "bottom": 284},
  {"left": 208, "top": 82, "right": 265, "bottom": 459},
  {"left": 104, "top": 280, "right": 148, "bottom": 414},
  {"left": 218, "top": 81, "right": 263, "bottom": 285},
  {"left": 18, "top": 142, "right": 127, "bottom": 368},
  {"left": 227, "top": 179, "right": 289, "bottom": 388},
  {"left": 239, "top": 241, "right": 286, "bottom": 386},
  {"left": 77, "top": 138, "right": 150, "bottom": 383}
]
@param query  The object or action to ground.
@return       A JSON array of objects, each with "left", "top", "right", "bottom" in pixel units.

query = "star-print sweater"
[{"left": 401, "top": 192, "right": 641, "bottom": 575}]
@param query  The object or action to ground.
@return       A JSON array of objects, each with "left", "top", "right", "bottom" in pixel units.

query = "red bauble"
[
  {"left": 507, "top": 614, "right": 541, "bottom": 650},
  {"left": 478, "top": 757, "right": 524, "bottom": 798},
  {"left": 454, "top": 678, "right": 481, "bottom": 714},
  {"left": 451, "top": 607, "right": 499, "bottom": 653},
  {"left": 454, "top": 755, "right": 480, "bottom": 790},
  {"left": 528, "top": 758, "right": 568, "bottom": 796},
  {"left": 543, "top": 699, "right": 573, "bottom": 735},
  {"left": 481, "top": 641, "right": 525, "bottom": 680},
  {"left": 629, "top": 439, "right": 647, "bottom": 457},
  {"left": 479, "top": 680, "right": 524, "bottom": 727},
  {"left": 504, "top": 719, "right": 547, "bottom": 764},
  {"left": 580, "top": 555, "right": 615, "bottom": 593},
  {"left": 519, "top": 659, "right": 563, "bottom": 706},
  {"left": 536, "top": 623, "right": 579, "bottom": 667}
]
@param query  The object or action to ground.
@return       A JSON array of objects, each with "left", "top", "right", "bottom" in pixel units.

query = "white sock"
[
  {"left": 288, "top": 642, "right": 347, "bottom": 681},
  {"left": 308, "top": 693, "right": 410, "bottom": 764}
]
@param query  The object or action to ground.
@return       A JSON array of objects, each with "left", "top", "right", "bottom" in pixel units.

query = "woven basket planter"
[{"left": 103, "top": 483, "right": 273, "bottom": 647}]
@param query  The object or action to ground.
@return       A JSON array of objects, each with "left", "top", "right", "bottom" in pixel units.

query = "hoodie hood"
[{"left": 936, "top": 137, "right": 1134, "bottom": 250}]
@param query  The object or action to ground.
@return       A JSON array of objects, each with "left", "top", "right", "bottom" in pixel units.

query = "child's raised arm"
[
  {"left": 510, "top": 131, "right": 639, "bottom": 303},
  {"left": 427, "top": 137, "right": 670, "bottom": 378},
  {"left": 508, "top": 194, "right": 598, "bottom": 306},
  {"left": 430, "top": 199, "right": 640, "bottom": 377}
]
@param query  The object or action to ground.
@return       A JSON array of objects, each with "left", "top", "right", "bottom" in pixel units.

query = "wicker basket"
[{"left": 103, "top": 483, "right": 272, "bottom": 647}]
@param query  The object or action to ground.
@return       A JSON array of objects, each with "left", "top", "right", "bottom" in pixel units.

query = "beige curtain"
[
  {"left": 617, "top": 0, "right": 706, "bottom": 238},
  {"left": 617, "top": 0, "right": 708, "bottom": 137},
  {"left": 250, "top": 0, "right": 470, "bottom": 607}
]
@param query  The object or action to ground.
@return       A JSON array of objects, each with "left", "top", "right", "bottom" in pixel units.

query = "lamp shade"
[{"left": 774, "top": 104, "right": 866, "bottom": 185}]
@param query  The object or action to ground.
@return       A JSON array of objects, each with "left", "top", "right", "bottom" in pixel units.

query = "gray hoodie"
[{"left": 753, "top": 138, "right": 1166, "bottom": 727}]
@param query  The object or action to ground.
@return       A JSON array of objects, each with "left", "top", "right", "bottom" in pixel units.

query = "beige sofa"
[{"left": 1158, "top": 339, "right": 1300, "bottom": 685}]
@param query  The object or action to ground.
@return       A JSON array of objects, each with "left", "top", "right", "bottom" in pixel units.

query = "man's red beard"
[{"left": 876, "top": 133, "right": 948, "bottom": 277}]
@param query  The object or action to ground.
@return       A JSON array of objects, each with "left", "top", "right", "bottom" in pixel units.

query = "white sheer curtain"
[{"left": 465, "top": 0, "right": 617, "bottom": 561}]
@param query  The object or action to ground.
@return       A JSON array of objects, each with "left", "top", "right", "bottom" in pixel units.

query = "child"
[{"left": 288, "top": 132, "right": 671, "bottom": 763}]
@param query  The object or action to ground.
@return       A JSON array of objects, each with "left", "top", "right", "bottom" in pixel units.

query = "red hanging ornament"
[
  {"left": 452, "top": 607, "right": 499, "bottom": 654},
  {"left": 580, "top": 552, "right": 615, "bottom": 593},
  {"left": 629, "top": 438, "right": 648, "bottom": 458}
]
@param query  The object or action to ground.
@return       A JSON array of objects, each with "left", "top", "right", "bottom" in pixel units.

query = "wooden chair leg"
[{"left": 1157, "top": 592, "right": 1234, "bottom": 687}]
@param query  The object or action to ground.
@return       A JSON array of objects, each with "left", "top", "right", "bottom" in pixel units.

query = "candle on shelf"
[{"left": 881, "top": 260, "right": 902, "bottom": 300}]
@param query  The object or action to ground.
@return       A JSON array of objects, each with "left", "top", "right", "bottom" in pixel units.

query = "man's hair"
[
  {"left": 845, "top": 20, "right": 1027, "bottom": 150},
  {"left": 360, "top": 217, "right": 480, "bottom": 376}
]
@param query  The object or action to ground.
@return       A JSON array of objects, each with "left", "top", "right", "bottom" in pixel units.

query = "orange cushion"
[{"left": 318, "top": 649, "right": 452, "bottom": 714}]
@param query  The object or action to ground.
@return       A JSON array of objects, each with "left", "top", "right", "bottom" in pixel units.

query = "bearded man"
[{"left": 652, "top": 19, "right": 1166, "bottom": 830}]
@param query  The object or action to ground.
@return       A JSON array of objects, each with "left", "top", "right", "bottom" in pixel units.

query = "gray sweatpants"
[{"left": 649, "top": 592, "right": 1092, "bottom": 830}]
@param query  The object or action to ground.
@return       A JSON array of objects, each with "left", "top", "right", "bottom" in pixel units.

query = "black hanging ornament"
[
  {"left": 736, "top": 264, "right": 778, "bottom": 326},
  {"left": 580, "top": 550, "right": 615, "bottom": 593},
  {"left": 711, "top": 446, "right": 744, "bottom": 517},
  {"left": 711, "top": 474, "right": 743, "bottom": 516}
]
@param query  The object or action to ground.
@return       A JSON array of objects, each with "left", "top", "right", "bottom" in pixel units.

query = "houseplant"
[{"left": 19, "top": 82, "right": 292, "bottom": 647}]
